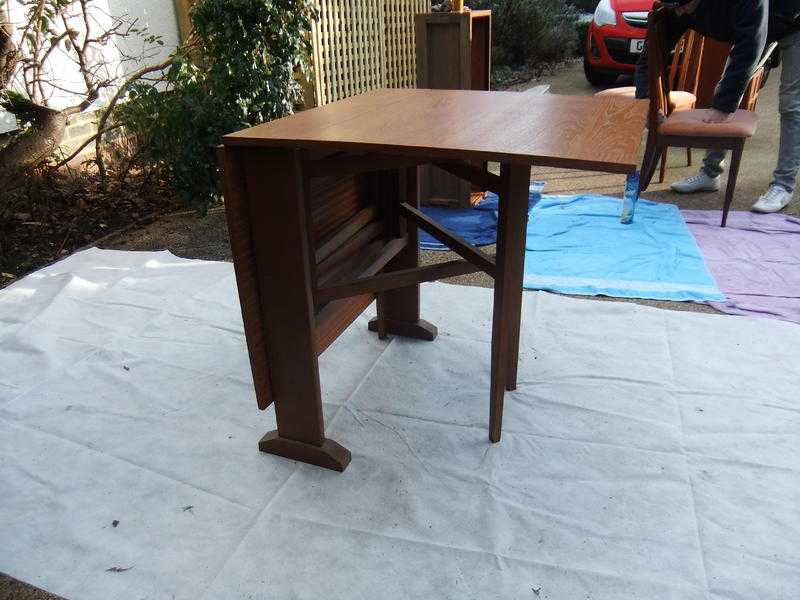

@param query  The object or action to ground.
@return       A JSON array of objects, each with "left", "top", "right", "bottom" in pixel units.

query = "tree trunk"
[
  {"left": 0, "top": 104, "right": 68, "bottom": 184},
  {"left": 1, "top": 21, "right": 15, "bottom": 89},
  {"left": 2, "top": 18, "right": 68, "bottom": 185}
]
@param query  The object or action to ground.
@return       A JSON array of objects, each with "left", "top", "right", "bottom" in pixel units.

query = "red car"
[{"left": 584, "top": 0, "right": 654, "bottom": 86}]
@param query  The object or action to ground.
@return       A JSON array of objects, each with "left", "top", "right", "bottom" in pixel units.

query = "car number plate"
[{"left": 630, "top": 39, "right": 645, "bottom": 54}]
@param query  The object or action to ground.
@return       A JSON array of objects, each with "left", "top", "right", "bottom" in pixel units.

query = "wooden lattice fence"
[{"left": 311, "top": 0, "right": 428, "bottom": 106}]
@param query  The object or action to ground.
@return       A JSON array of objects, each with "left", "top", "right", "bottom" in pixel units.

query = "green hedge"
[
  {"left": 467, "top": 0, "right": 581, "bottom": 68},
  {"left": 570, "top": 0, "right": 599, "bottom": 13},
  {"left": 117, "top": 0, "right": 315, "bottom": 213}
]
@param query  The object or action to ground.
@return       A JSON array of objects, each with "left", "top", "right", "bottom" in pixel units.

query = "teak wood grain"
[
  {"left": 221, "top": 89, "right": 647, "bottom": 472},
  {"left": 224, "top": 89, "right": 647, "bottom": 174}
]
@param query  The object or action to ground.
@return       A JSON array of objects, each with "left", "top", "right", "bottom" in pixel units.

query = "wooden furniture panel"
[
  {"left": 220, "top": 146, "right": 274, "bottom": 411},
  {"left": 415, "top": 11, "right": 492, "bottom": 207},
  {"left": 470, "top": 14, "right": 492, "bottom": 92},
  {"left": 225, "top": 89, "right": 647, "bottom": 174},
  {"left": 239, "top": 149, "right": 326, "bottom": 447},
  {"left": 221, "top": 88, "right": 646, "bottom": 472},
  {"left": 309, "top": 174, "right": 369, "bottom": 244}
]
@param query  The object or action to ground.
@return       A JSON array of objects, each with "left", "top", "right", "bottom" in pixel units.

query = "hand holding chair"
[
  {"left": 639, "top": 2, "right": 762, "bottom": 227},
  {"left": 597, "top": 29, "right": 704, "bottom": 182}
]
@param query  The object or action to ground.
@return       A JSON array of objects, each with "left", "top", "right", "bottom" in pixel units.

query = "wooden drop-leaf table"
[{"left": 220, "top": 89, "right": 647, "bottom": 472}]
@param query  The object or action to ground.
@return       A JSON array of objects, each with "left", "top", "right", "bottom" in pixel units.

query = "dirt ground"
[{"left": 0, "top": 59, "right": 791, "bottom": 599}]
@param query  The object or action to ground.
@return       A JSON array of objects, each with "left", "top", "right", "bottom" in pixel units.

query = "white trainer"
[
  {"left": 752, "top": 186, "right": 793, "bottom": 213},
  {"left": 671, "top": 171, "right": 721, "bottom": 193}
]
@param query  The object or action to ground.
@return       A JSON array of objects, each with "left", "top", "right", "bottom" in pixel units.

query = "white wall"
[{"left": 1, "top": 0, "right": 181, "bottom": 133}]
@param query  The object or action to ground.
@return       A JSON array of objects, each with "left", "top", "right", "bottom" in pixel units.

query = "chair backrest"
[
  {"left": 646, "top": 1, "right": 672, "bottom": 131},
  {"left": 741, "top": 41, "right": 779, "bottom": 111},
  {"left": 671, "top": 30, "right": 705, "bottom": 95},
  {"left": 666, "top": 34, "right": 685, "bottom": 91}
]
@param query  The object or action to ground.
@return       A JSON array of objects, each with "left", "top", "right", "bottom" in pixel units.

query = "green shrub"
[
  {"left": 467, "top": 0, "right": 581, "bottom": 69},
  {"left": 117, "top": 0, "right": 316, "bottom": 213},
  {"left": 570, "top": 0, "right": 599, "bottom": 13},
  {"left": 574, "top": 15, "right": 591, "bottom": 56}
]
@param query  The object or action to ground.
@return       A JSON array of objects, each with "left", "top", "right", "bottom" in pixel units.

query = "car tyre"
[{"left": 583, "top": 55, "right": 619, "bottom": 87}]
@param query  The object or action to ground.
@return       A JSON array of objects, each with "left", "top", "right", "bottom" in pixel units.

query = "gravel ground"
[{"left": 0, "top": 574, "right": 63, "bottom": 600}]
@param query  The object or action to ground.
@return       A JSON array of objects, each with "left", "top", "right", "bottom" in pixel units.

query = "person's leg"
[
  {"left": 771, "top": 31, "right": 800, "bottom": 195},
  {"left": 702, "top": 149, "right": 726, "bottom": 178},
  {"left": 753, "top": 31, "right": 800, "bottom": 212},
  {"left": 671, "top": 149, "right": 724, "bottom": 192}
]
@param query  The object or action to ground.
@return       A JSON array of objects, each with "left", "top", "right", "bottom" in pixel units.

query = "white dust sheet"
[{"left": 1, "top": 248, "right": 798, "bottom": 600}]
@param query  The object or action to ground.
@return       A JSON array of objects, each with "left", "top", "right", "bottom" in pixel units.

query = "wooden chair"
[
  {"left": 596, "top": 29, "right": 704, "bottom": 182},
  {"left": 650, "top": 37, "right": 775, "bottom": 184},
  {"left": 639, "top": 2, "right": 758, "bottom": 227},
  {"left": 741, "top": 42, "right": 779, "bottom": 111}
]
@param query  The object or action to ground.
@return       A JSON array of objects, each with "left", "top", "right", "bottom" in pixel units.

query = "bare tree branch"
[
  {"left": 2, "top": 0, "right": 175, "bottom": 181},
  {"left": 94, "top": 54, "right": 174, "bottom": 178}
]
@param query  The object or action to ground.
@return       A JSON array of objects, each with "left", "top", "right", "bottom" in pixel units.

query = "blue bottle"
[{"left": 620, "top": 171, "right": 640, "bottom": 224}]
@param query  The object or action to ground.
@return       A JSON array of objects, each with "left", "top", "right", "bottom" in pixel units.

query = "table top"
[{"left": 224, "top": 88, "right": 648, "bottom": 174}]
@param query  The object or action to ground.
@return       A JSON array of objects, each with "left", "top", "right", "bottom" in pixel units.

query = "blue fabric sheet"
[
  {"left": 524, "top": 195, "right": 725, "bottom": 301},
  {"left": 419, "top": 188, "right": 724, "bottom": 302},
  {"left": 419, "top": 182, "right": 544, "bottom": 250},
  {"left": 418, "top": 205, "right": 498, "bottom": 250}
]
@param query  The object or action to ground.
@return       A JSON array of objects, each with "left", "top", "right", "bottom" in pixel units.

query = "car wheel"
[{"left": 583, "top": 56, "right": 619, "bottom": 87}]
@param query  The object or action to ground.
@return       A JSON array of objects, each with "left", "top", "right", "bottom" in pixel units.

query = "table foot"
[
  {"left": 368, "top": 317, "right": 438, "bottom": 341},
  {"left": 258, "top": 431, "right": 351, "bottom": 472}
]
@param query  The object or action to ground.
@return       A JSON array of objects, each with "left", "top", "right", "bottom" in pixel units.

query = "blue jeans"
[{"left": 702, "top": 30, "right": 800, "bottom": 194}]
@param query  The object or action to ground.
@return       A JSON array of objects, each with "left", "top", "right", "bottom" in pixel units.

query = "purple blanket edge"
[{"left": 682, "top": 210, "right": 800, "bottom": 325}]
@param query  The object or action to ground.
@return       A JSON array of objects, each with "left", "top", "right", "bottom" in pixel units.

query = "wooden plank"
[
  {"left": 434, "top": 160, "right": 503, "bottom": 194},
  {"left": 314, "top": 293, "right": 374, "bottom": 355},
  {"left": 317, "top": 238, "right": 385, "bottom": 288},
  {"left": 307, "top": 153, "right": 424, "bottom": 179},
  {"left": 369, "top": 166, "right": 437, "bottom": 341},
  {"left": 316, "top": 259, "right": 479, "bottom": 304},
  {"left": 310, "top": 174, "right": 367, "bottom": 242},
  {"left": 218, "top": 146, "right": 274, "bottom": 411},
  {"left": 240, "top": 148, "right": 325, "bottom": 445},
  {"left": 470, "top": 11, "right": 491, "bottom": 91},
  {"left": 399, "top": 201, "right": 496, "bottom": 275},
  {"left": 317, "top": 235, "right": 409, "bottom": 300},
  {"left": 489, "top": 162, "right": 531, "bottom": 442},
  {"left": 359, "top": 236, "right": 409, "bottom": 278},
  {"left": 316, "top": 221, "right": 383, "bottom": 280},
  {"left": 315, "top": 206, "right": 378, "bottom": 264},
  {"left": 224, "top": 89, "right": 647, "bottom": 175}
]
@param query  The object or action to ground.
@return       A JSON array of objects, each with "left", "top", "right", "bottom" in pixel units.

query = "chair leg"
[
  {"left": 658, "top": 146, "right": 668, "bottom": 183},
  {"left": 686, "top": 147, "right": 692, "bottom": 167},
  {"left": 641, "top": 142, "right": 664, "bottom": 192},
  {"left": 721, "top": 141, "right": 744, "bottom": 227},
  {"left": 639, "top": 135, "right": 656, "bottom": 192}
]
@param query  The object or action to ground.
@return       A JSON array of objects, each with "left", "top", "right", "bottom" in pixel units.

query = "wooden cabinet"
[{"left": 415, "top": 10, "right": 491, "bottom": 207}]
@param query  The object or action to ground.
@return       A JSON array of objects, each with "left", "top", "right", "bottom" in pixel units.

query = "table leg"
[
  {"left": 369, "top": 166, "right": 437, "bottom": 341},
  {"left": 489, "top": 163, "right": 532, "bottom": 441},
  {"left": 239, "top": 148, "right": 350, "bottom": 471}
]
